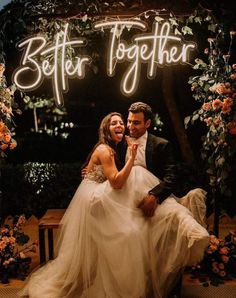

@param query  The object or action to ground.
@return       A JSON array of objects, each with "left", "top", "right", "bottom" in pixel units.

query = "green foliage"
[
  {"left": 0, "top": 63, "right": 19, "bottom": 158},
  {"left": 1, "top": 162, "right": 83, "bottom": 218},
  {"left": 186, "top": 31, "right": 236, "bottom": 199}
]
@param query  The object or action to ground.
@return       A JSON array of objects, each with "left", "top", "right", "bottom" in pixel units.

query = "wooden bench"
[{"left": 38, "top": 209, "right": 66, "bottom": 264}]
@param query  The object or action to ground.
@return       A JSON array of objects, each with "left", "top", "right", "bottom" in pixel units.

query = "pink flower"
[
  {"left": 230, "top": 73, "right": 236, "bottom": 80},
  {"left": 212, "top": 267, "right": 220, "bottom": 274},
  {"left": 214, "top": 118, "right": 222, "bottom": 126},
  {"left": 227, "top": 121, "right": 236, "bottom": 134},
  {"left": 204, "top": 117, "right": 213, "bottom": 126},
  {"left": 219, "top": 247, "right": 229, "bottom": 255},
  {"left": 17, "top": 215, "right": 26, "bottom": 226},
  {"left": 202, "top": 102, "right": 212, "bottom": 111},
  {"left": 218, "top": 263, "right": 225, "bottom": 270},
  {"left": 3, "top": 134, "right": 11, "bottom": 144},
  {"left": 221, "top": 255, "right": 229, "bottom": 263},
  {"left": 218, "top": 270, "right": 226, "bottom": 277}
]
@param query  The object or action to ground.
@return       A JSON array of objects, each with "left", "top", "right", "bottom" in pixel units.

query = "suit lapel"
[{"left": 145, "top": 134, "right": 154, "bottom": 171}]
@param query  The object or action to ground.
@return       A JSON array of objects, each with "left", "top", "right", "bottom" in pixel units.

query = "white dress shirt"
[{"left": 126, "top": 131, "right": 148, "bottom": 168}]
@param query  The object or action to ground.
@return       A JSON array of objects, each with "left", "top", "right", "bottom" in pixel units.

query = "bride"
[{"left": 20, "top": 112, "right": 209, "bottom": 298}]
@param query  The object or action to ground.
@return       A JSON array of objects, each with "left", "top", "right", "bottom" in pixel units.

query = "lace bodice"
[{"left": 85, "top": 164, "right": 106, "bottom": 183}]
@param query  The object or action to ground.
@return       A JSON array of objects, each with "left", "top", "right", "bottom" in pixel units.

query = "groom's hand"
[{"left": 138, "top": 194, "right": 159, "bottom": 217}]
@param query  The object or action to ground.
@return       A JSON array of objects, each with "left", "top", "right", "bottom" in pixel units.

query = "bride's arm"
[{"left": 99, "top": 144, "right": 137, "bottom": 189}]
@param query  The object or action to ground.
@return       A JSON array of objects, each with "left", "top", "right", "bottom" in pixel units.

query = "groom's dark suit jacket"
[{"left": 118, "top": 133, "right": 177, "bottom": 203}]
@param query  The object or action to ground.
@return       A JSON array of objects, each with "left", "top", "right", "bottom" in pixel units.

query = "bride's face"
[{"left": 109, "top": 115, "right": 125, "bottom": 144}]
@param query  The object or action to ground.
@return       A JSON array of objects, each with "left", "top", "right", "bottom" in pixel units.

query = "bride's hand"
[{"left": 125, "top": 136, "right": 138, "bottom": 161}]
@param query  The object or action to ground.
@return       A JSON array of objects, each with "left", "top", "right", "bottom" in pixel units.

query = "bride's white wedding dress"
[{"left": 19, "top": 165, "right": 209, "bottom": 298}]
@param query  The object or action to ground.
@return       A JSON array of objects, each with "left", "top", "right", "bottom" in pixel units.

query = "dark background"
[{"left": 0, "top": 0, "right": 235, "bottom": 218}]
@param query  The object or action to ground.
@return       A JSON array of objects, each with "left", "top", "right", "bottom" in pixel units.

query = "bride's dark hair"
[
  {"left": 82, "top": 112, "right": 125, "bottom": 169},
  {"left": 98, "top": 112, "right": 123, "bottom": 149}
]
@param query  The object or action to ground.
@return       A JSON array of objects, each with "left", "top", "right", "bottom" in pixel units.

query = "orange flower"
[
  {"left": 3, "top": 134, "right": 11, "bottom": 143},
  {"left": 9, "top": 140, "right": 17, "bottom": 150},
  {"left": 0, "top": 143, "right": 8, "bottom": 150},
  {"left": 215, "top": 83, "right": 231, "bottom": 94},
  {"left": 212, "top": 99, "right": 223, "bottom": 110},
  {"left": 207, "top": 244, "right": 218, "bottom": 253},
  {"left": 223, "top": 97, "right": 233, "bottom": 105},
  {"left": 221, "top": 104, "right": 231, "bottom": 114}
]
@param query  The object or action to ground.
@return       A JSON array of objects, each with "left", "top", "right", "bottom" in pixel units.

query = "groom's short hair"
[{"left": 128, "top": 102, "right": 153, "bottom": 122}]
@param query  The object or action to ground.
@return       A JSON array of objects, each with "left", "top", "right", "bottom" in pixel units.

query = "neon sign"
[
  {"left": 13, "top": 23, "right": 91, "bottom": 107},
  {"left": 13, "top": 20, "right": 196, "bottom": 106},
  {"left": 94, "top": 20, "right": 195, "bottom": 95}
]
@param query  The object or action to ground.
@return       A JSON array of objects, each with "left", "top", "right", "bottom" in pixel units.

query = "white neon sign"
[
  {"left": 94, "top": 20, "right": 195, "bottom": 95},
  {"left": 13, "top": 20, "right": 196, "bottom": 106},
  {"left": 13, "top": 23, "right": 91, "bottom": 107}
]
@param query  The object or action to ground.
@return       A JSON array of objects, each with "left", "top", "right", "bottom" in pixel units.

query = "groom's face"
[{"left": 127, "top": 112, "right": 151, "bottom": 139}]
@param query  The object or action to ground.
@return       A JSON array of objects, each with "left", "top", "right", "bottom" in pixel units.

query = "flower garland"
[
  {"left": 186, "top": 31, "right": 236, "bottom": 198},
  {"left": 0, "top": 63, "right": 17, "bottom": 159}
]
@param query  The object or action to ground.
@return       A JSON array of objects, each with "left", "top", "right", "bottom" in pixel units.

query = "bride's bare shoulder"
[{"left": 95, "top": 144, "right": 114, "bottom": 157}]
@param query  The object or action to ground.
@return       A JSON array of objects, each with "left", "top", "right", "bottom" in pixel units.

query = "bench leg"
[
  {"left": 48, "top": 228, "right": 54, "bottom": 260},
  {"left": 39, "top": 228, "right": 46, "bottom": 264}
]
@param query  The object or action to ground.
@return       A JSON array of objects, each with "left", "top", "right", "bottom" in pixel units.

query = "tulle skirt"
[{"left": 19, "top": 165, "right": 209, "bottom": 298}]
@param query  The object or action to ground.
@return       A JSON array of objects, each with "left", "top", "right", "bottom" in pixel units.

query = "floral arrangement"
[
  {"left": 0, "top": 215, "right": 38, "bottom": 284},
  {"left": 185, "top": 31, "right": 236, "bottom": 198},
  {"left": 0, "top": 63, "right": 18, "bottom": 159},
  {"left": 190, "top": 232, "right": 236, "bottom": 286}
]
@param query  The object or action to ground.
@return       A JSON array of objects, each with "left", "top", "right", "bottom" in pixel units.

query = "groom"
[
  {"left": 122, "top": 102, "right": 208, "bottom": 298},
  {"left": 119, "top": 101, "right": 178, "bottom": 217}
]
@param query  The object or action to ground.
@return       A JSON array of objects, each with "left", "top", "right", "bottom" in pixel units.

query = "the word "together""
[
  {"left": 13, "top": 20, "right": 196, "bottom": 106},
  {"left": 94, "top": 20, "right": 195, "bottom": 95}
]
